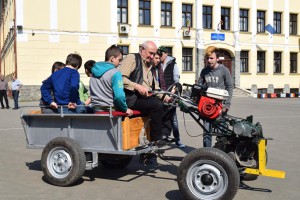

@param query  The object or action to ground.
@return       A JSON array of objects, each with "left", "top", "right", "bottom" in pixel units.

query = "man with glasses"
[{"left": 119, "top": 41, "right": 170, "bottom": 147}]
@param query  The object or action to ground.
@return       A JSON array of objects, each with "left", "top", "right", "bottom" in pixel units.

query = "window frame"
[
  {"left": 290, "top": 14, "right": 297, "bottom": 35},
  {"left": 274, "top": 12, "right": 281, "bottom": 34},
  {"left": 117, "top": 0, "right": 128, "bottom": 24},
  {"left": 203, "top": 6, "right": 212, "bottom": 29},
  {"left": 118, "top": 45, "right": 129, "bottom": 59},
  {"left": 239, "top": 9, "right": 248, "bottom": 32},
  {"left": 257, "top": 11, "right": 265, "bottom": 33},
  {"left": 139, "top": 0, "right": 151, "bottom": 25},
  {"left": 240, "top": 51, "right": 249, "bottom": 73},
  {"left": 182, "top": 48, "right": 193, "bottom": 71},
  {"left": 273, "top": 52, "right": 282, "bottom": 73},
  {"left": 290, "top": 52, "right": 297, "bottom": 73},
  {"left": 257, "top": 51, "right": 266, "bottom": 73},
  {"left": 221, "top": 7, "right": 230, "bottom": 30},
  {"left": 161, "top": 2, "right": 172, "bottom": 27},
  {"left": 182, "top": 4, "right": 193, "bottom": 28}
]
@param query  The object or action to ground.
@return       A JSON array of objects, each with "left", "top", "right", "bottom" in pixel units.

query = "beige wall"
[{"left": 0, "top": 0, "right": 299, "bottom": 93}]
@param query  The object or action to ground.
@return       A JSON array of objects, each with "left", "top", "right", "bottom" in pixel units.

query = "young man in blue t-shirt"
[{"left": 41, "top": 53, "right": 83, "bottom": 113}]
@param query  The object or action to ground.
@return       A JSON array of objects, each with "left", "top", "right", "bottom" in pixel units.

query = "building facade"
[{"left": 0, "top": 0, "right": 299, "bottom": 100}]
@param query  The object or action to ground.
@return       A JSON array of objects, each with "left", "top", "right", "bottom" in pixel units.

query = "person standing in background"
[
  {"left": 11, "top": 73, "right": 23, "bottom": 110},
  {"left": 156, "top": 46, "right": 185, "bottom": 148},
  {"left": 0, "top": 74, "right": 10, "bottom": 109},
  {"left": 198, "top": 46, "right": 233, "bottom": 147}
]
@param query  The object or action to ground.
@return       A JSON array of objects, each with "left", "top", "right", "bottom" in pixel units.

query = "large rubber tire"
[
  {"left": 99, "top": 154, "right": 133, "bottom": 169},
  {"left": 177, "top": 148, "right": 240, "bottom": 200},
  {"left": 41, "top": 137, "right": 86, "bottom": 186}
]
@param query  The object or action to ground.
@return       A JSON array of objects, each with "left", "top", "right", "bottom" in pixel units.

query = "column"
[
  {"left": 49, "top": 0, "right": 59, "bottom": 43},
  {"left": 233, "top": 0, "right": 240, "bottom": 87},
  {"left": 80, "top": 0, "right": 88, "bottom": 44},
  {"left": 152, "top": 0, "right": 160, "bottom": 37},
  {"left": 195, "top": 0, "right": 204, "bottom": 81}
]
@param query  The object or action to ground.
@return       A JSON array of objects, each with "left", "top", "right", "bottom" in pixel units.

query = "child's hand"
[
  {"left": 68, "top": 102, "right": 77, "bottom": 109},
  {"left": 126, "top": 108, "right": 133, "bottom": 116},
  {"left": 50, "top": 102, "right": 58, "bottom": 109}
]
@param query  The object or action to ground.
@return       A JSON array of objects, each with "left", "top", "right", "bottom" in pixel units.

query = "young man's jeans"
[
  {"left": 12, "top": 90, "right": 19, "bottom": 109},
  {"left": 170, "top": 108, "right": 180, "bottom": 141},
  {"left": 203, "top": 120, "right": 212, "bottom": 147}
]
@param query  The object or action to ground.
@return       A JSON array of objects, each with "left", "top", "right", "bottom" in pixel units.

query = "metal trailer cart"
[{"left": 21, "top": 84, "right": 285, "bottom": 200}]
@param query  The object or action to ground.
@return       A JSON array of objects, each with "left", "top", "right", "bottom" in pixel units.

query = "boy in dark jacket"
[{"left": 41, "top": 53, "right": 82, "bottom": 113}]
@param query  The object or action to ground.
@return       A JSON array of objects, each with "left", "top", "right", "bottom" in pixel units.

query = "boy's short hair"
[
  {"left": 105, "top": 45, "right": 123, "bottom": 61},
  {"left": 205, "top": 46, "right": 221, "bottom": 58},
  {"left": 66, "top": 53, "right": 82, "bottom": 69},
  {"left": 51, "top": 61, "right": 65, "bottom": 73},
  {"left": 84, "top": 60, "right": 96, "bottom": 74}
]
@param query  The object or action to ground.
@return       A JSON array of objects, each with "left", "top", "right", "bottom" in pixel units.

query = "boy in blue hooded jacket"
[{"left": 89, "top": 45, "right": 133, "bottom": 116}]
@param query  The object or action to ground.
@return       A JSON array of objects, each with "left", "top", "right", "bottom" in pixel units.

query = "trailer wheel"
[
  {"left": 177, "top": 148, "right": 240, "bottom": 200},
  {"left": 99, "top": 154, "right": 133, "bottom": 169},
  {"left": 41, "top": 137, "right": 86, "bottom": 186}
]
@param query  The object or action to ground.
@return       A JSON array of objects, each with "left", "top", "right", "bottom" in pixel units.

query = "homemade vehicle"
[{"left": 21, "top": 83, "right": 285, "bottom": 200}]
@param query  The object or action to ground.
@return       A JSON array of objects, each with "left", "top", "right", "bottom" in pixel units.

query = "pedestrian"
[
  {"left": 0, "top": 74, "right": 10, "bottom": 109},
  {"left": 11, "top": 73, "right": 23, "bottom": 110},
  {"left": 156, "top": 46, "right": 185, "bottom": 148},
  {"left": 198, "top": 46, "right": 233, "bottom": 147},
  {"left": 119, "top": 41, "right": 171, "bottom": 147}
]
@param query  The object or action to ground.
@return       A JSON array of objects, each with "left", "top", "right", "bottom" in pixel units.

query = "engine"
[
  {"left": 198, "top": 96, "right": 223, "bottom": 119},
  {"left": 197, "top": 87, "right": 229, "bottom": 120},
  {"left": 233, "top": 121, "right": 262, "bottom": 137}
]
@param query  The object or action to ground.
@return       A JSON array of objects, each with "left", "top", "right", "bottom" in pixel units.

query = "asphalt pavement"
[{"left": 0, "top": 97, "right": 299, "bottom": 200}]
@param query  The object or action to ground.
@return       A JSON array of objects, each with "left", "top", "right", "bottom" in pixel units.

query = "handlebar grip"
[{"left": 182, "top": 83, "right": 193, "bottom": 87}]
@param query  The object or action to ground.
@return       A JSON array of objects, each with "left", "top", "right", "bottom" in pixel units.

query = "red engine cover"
[{"left": 198, "top": 96, "right": 223, "bottom": 119}]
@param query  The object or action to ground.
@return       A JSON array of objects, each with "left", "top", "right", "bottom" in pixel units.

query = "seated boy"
[
  {"left": 40, "top": 53, "right": 83, "bottom": 113},
  {"left": 89, "top": 45, "right": 132, "bottom": 116}
]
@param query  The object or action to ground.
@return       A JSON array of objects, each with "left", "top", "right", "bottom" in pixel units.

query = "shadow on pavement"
[
  {"left": 25, "top": 160, "right": 41, "bottom": 171},
  {"left": 239, "top": 181, "right": 272, "bottom": 193}
]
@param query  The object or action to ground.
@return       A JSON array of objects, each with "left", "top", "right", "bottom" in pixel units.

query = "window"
[
  {"left": 290, "top": 53, "right": 297, "bottom": 73},
  {"left": 117, "top": 0, "right": 128, "bottom": 24},
  {"left": 274, "top": 52, "right": 282, "bottom": 73},
  {"left": 203, "top": 6, "right": 212, "bottom": 29},
  {"left": 257, "top": 11, "right": 265, "bottom": 33},
  {"left": 161, "top": 2, "right": 172, "bottom": 26},
  {"left": 239, "top": 9, "right": 248, "bottom": 32},
  {"left": 182, "top": 4, "right": 192, "bottom": 27},
  {"left": 274, "top": 12, "right": 281, "bottom": 34},
  {"left": 257, "top": 51, "right": 265, "bottom": 73},
  {"left": 182, "top": 48, "right": 193, "bottom": 71},
  {"left": 139, "top": 0, "right": 151, "bottom": 25},
  {"left": 118, "top": 45, "right": 129, "bottom": 59},
  {"left": 240, "top": 51, "right": 249, "bottom": 72},
  {"left": 221, "top": 7, "right": 230, "bottom": 30},
  {"left": 290, "top": 14, "right": 297, "bottom": 35}
]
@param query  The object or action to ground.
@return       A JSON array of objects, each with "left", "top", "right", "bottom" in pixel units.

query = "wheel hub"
[
  {"left": 47, "top": 148, "right": 72, "bottom": 178},
  {"left": 186, "top": 162, "right": 228, "bottom": 199},
  {"left": 201, "top": 174, "right": 214, "bottom": 185}
]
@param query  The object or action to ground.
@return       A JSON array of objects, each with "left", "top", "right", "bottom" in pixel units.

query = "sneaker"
[
  {"left": 6, "top": 106, "right": 10, "bottom": 109},
  {"left": 154, "top": 140, "right": 167, "bottom": 148},
  {"left": 1, "top": 107, "right": 4, "bottom": 109},
  {"left": 175, "top": 140, "right": 186, "bottom": 148}
]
